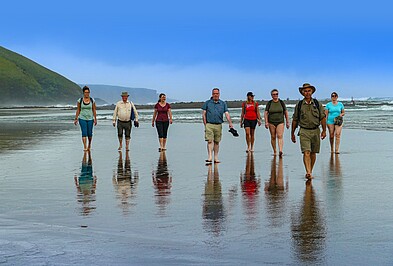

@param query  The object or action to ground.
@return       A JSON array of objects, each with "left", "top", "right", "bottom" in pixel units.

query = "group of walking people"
[
  {"left": 74, "top": 87, "right": 172, "bottom": 152},
  {"left": 74, "top": 83, "right": 345, "bottom": 180}
]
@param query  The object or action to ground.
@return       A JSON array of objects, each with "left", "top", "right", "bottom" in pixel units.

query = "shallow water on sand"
[{"left": 1, "top": 115, "right": 393, "bottom": 264}]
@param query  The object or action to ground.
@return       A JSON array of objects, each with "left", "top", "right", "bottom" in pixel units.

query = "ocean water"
[
  {"left": 1, "top": 97, "right": 393, "bottom": 131},
  {"left": 1, "top": 100, "right": 393, "bottom": 265}
]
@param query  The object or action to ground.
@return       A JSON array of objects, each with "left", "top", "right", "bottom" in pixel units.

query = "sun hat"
[
  {"left": 247, "top": 92, "right": 254, "bottom": 97},
  {"left": 298, "top": 83, "right": 316, "bottom": 95},
  {"left": 121, "top": 91, "right": 129, "bottom": 97}
]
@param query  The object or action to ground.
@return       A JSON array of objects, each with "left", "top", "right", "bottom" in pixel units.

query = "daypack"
[
  {"left": 265, "top": 99, "right": 286, "bottom": 113},
  {"left": 79, "top": 97, "right": 94, "bottom": 105},
  {"left": 294, "top": 98, "right": 321, "bottom": 128},
  {"left": 130, "top": 102, "right": 135, "bottom": 121}
]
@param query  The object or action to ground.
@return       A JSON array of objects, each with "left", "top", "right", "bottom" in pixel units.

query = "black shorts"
[{"left": 243, "top": 119, "right": 257, "bottom": 129}]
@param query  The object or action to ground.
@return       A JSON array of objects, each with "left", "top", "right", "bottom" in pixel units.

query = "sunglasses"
[
  {"left": 331, "top": 95, "right": 338, "bottom": 97},
  {"left": 271, "top": 93, "right": 278, "bottom": 96}
]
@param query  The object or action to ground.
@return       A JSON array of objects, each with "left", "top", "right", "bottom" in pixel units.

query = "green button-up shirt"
[{"left": 292, "top": 99, "right": 325, "bottom": 129}]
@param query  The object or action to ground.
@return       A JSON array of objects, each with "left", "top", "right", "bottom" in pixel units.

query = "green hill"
[{"left": 0, "top": 46, "right": 82, "bottom": 106}]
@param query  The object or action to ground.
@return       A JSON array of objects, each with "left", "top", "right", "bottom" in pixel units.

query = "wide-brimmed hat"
[
  {"left": 247, "top": 91, "right": 254, "bottom": 97},
  {"left": 298, "top": 83, "right": 316, "bottom": 95},
  {"left": 121, "top": 91, "right": 129, "bottom": 97}
]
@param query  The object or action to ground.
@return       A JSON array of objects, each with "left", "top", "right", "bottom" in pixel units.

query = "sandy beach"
[{"left": 1, "top": 113, "right": 393, "bottom": 265}]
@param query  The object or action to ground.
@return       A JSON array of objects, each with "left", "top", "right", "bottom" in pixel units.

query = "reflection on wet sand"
[
  {"left": 152, "top": 151, "right": 172, "bottom": 216},
  {"left": 264, "top": 156, "right": 288, "bottom": 227},
  {"left": 0, "top": 122, "right": 72, "bottom": 153},
  {"left": 203, "top": 163, "right": 226, "bottom": 237},
  {"left": 240, "top": 153, "right": 261, "bottom": 227},
  {"left": 291, "top": 181, "right": 326, "bottom": 264},
  {"left": 329, "top": 153, "right": 342, "bottom": 178},
  {"left": 326, "top": 153, "right": 343, "bottom": 218},
  {"left": 112, "top": 151, "right": 139, "bottom": 216},
  {"left": 74, "top": 151, "right": 97, "bottom": 216}
]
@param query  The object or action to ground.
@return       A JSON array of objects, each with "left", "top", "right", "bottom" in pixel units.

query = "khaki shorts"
[
  {"left": 299, "top": 128, "right": 320, "bottom": 153},
  {"left": 205, "top": 123, "right": 222, "bottom": 143}
]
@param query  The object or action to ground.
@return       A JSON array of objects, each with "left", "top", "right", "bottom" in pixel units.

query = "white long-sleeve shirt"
[{"left": 112, "top": 100, "right": 139, "bottom": 122}]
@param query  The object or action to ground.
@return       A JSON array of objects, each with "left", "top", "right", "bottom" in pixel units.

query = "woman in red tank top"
[{"left": 240, "top": 92, "right": 262, "bottom": 152}]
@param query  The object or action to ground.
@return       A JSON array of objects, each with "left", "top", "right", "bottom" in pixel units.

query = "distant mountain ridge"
[
  {"left": 83, "top": 84, "right": 177, "bottom": 104},
  {"left": 0, "top": 46, "right": 82, "bottom": 106},
  {"left": 82, "top": 84, "right": 158, "bottom": 104},
  {"left": 0, "top": 46, "right": 175, "bottom": 107}
]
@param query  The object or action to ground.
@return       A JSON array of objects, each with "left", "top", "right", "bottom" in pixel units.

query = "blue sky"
[{"left": 2, "top": 0, "right": 393, "bottom": 101}]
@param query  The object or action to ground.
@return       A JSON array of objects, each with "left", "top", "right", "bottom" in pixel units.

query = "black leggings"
[{"left": 156, "top": 121, "right": 170, "bottom": 138}]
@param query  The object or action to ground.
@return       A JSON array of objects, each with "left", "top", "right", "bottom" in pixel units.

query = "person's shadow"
[
  {"left": 291, "top": 180, "right": 326, "bottom": 264},
  {"left": 240, "top": 152, "right": 261, "bottom": 227},
  {"left": 112, "top": 151, "right": 139, "bottom": 215},
  {"left": 74, "top": 151, "right": 97, "bottom": 216},
  {"left": 202, "top": 163, "right": 226, "bottom": 237},
  {"left": 264, "top": 156, "right": 288, "bottom": 227},
  {"left": 152, "top": 151, "right": 172, "bottom": 216}
]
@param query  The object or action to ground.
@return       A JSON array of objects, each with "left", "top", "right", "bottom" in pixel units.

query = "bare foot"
[
  {"left": 279, "top": 151, "right": 283, "bottom": 157},
  {"left": 118, "top": 146, "right": 122, "bottom": 151},
  {"left": 305, "top": 173, "right": 313, "bottom": 180}
]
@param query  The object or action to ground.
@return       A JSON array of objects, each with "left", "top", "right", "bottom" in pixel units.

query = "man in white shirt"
[{"left": 112, "top": 92, "right": 139, "bottom": 151}]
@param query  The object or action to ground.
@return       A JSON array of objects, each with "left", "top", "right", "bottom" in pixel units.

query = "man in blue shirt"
[{"left": 202, "top": 88, "right": 234, "bottom": 164}]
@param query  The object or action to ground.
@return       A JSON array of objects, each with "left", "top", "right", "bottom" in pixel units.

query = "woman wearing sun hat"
[{"left": 325, "top": 92, "right": 345, "bottom": 154}]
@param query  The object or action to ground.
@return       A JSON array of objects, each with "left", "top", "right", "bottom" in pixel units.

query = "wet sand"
[{"left": 1, "top": 121, "right": 393, "bottom": 265}]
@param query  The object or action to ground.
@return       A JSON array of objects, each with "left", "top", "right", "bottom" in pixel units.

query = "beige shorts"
[
  {"left": 205, "top": 123, "right": 222, "bottom": 143},
  {"left": 299, "top": 128, "right": 320, "bottom": 153}
]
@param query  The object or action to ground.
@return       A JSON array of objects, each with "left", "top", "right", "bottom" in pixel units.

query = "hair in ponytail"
[{"left": 158, "top": 93, "right": 166, "bottom": 103}]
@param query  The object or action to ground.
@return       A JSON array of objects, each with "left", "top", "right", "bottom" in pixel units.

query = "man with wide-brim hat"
[
  {"left": 291, "top": 83, "right": 326, "bottom": 180},
  {"left": 298, "top": 83, "right": 316, "bottom": 95},
  {"left": 112, "top": 91, "right": 139, "bottom": 151}
]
